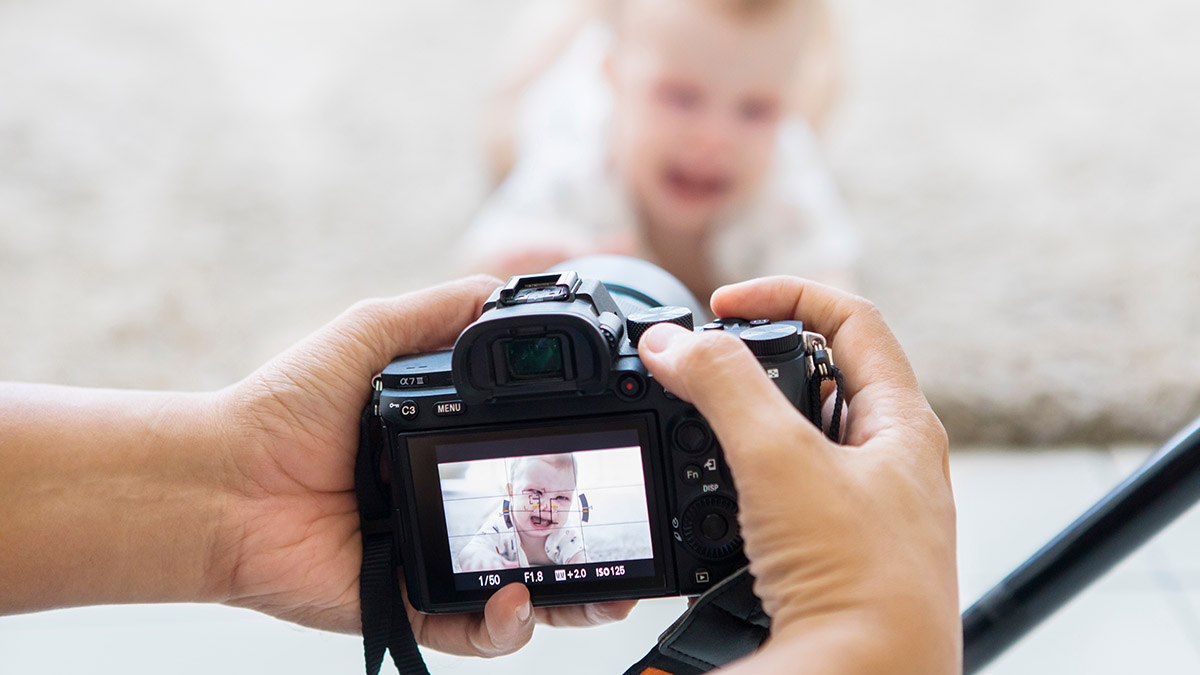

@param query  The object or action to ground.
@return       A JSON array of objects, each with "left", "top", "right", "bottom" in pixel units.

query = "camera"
[{"left": 357, "top": 257, "right": 830, "bottom": 613}]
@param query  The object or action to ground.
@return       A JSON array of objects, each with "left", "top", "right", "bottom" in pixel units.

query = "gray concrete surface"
[{"left": 0, "top": 2, "right": 1197, "bottom": 440}]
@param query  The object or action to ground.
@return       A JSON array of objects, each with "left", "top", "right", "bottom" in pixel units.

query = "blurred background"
[{"left": 1, "top": 0, "right": 1197, "bottom": 672}]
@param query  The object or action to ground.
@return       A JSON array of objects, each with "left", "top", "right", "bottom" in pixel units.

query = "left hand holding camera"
[{"left": 0, "top": 275, "right": 634, "bottom": 659}]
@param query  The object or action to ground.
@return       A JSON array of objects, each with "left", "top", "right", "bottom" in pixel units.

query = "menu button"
[{"left": 434, "top": 400, "right": 465, "bottom": 416}]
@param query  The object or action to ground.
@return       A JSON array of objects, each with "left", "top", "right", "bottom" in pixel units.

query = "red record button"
[{"left": 616, "top": 373, "right": 645, "bottom": 399}]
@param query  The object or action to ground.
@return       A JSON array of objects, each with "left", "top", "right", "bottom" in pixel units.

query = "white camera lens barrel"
[{"left": 548, "top": 255, "right": 707, "bottom": 321}]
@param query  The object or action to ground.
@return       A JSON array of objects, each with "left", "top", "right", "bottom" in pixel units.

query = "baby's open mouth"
[
  {"left": 663, "top": 165, "right": 732, "bottom": 202},
  {"left": 529, "top": 514, "right": 556, "bottom": 528}
]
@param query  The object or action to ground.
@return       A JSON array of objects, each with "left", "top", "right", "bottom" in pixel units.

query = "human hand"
[
  {"left": 210, "top": 276, "right": 634, "bottom": 655},
  {"left": 637, "top": 277, "right": 959, "bottom": 673}
]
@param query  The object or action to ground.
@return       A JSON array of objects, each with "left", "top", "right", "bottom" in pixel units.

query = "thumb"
[
  {"left": 637, "top": 323, "right": 828, "bottom": 470},
  {"left": 472, "top": 582, "right": 535, "bottom": 657}
]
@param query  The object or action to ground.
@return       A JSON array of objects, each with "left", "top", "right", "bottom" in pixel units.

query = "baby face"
[
  {"left": 609, "top": 0, "right": 807, "bottom": 233},
  {"left": 510, "top": 458, "right": 577, "bottom": 539}
]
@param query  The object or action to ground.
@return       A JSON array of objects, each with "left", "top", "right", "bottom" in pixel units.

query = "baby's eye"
[
  {"left": 739, "top": 98, "right": 779, "bottom": 123},
  {"left": 657, "top": 82, "right": 703, "bottom": 111}
]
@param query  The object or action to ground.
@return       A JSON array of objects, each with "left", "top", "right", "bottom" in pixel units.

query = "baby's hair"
[{"left": 509, "top": 453, "right": 579, "bottom": 490}]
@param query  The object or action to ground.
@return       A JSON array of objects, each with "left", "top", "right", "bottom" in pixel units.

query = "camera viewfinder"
[{"left": 502, "top": 336, "right": 566, "bottom": 382}]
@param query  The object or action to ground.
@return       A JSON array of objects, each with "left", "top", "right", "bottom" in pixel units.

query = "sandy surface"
[{"left": 1, "top": 0, "right": 1198, "bottom": 443}]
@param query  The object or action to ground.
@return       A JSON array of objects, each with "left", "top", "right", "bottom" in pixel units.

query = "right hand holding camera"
[{"left": 638, "top": 277, "right": 961, "bottom": 674}]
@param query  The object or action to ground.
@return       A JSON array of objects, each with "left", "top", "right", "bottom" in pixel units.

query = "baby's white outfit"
[
  {"left": 460, "top": 506, "right": 585, "bottom": 570},
  {"left": 463, "top": 22, "right": 858, "bottom": 285}
]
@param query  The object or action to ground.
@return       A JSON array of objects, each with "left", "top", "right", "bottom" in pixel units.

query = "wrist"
[{"left": 768, "top": 593, "right": 962, "bottom": 675}]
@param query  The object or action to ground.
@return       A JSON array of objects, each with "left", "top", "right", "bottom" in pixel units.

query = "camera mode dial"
[
  {"left": 680, "top": 495, "right": 742, "bottom": 560},
  {"left": 739, "top": 323, "right": 801, "bottom": 357},
  {"left": 625, "top": 306, "right": 694, "bottom": 347}
]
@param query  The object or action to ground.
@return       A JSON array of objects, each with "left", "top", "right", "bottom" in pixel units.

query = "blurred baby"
[
  {"left": 457, "top": 453, "right": 586, "bottom": 572},
  {"left": 461, "top": 0, "right": 858, "bottom": 300}
]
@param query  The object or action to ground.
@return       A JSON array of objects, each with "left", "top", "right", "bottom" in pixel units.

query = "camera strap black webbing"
[
  {"left": 623, "top": 567, "right": 768, "bottom": 675},
  {"left": 357, "top": 408, "right": 429, "bottom": 675}
]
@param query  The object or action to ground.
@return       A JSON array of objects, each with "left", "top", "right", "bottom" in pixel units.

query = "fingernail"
[
  {"left": 640, "top": 324, "right": 688, "bottom": 354},
  {"left": 515, "top": 601, "right": 532, "bottom": 623}
]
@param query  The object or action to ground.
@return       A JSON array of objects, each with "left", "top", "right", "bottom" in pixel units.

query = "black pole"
[{"left": 962, "top": 415, "right": 1200, "bottom": 674}]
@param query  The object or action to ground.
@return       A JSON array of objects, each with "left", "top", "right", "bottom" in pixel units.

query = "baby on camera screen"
[{"left": 439, "top": 446, "right": 653, "bottom": 574}]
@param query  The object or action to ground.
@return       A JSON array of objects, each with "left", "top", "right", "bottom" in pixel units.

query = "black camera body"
[{"left": 358, "top": 266, "right": 826, "bottom": 614}]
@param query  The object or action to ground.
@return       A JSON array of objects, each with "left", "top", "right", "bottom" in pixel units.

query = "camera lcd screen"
[{"left": 404, "top": 417, "right": 670, "bottom": 606}]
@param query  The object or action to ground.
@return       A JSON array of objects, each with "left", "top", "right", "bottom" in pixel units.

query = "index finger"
[{"left": 711, "top": 277, "right": 942, "bottom": 448}]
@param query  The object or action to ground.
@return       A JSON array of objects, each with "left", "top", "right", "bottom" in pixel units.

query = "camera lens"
[{"left": 504, "top": 336, "right": 566, "bottom": 381}]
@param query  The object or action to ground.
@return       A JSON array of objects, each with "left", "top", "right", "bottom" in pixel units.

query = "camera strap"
[
  {"left": 623, "top": 566, "right": 768, "bottom": 675},
  {"left": 356, "top": 407, "right": 429, "bottom": 675},
  {"left": 805, "top": 335, "right": 845, "bottom": 443}
]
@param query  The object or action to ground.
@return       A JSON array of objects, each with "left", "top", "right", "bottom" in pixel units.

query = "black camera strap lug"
[
  {"left": 801, "top": 332, "right": 845, "bottom": 443},
  {"left": 371, "top": 374, "right": 383, "bottom": 416}
]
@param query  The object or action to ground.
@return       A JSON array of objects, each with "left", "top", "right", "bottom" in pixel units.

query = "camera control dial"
[
  {"left": 680, "top": 495, "right": 742, "bottom": 560},
  {"left": 625, "top": 306, "right": 694, "bottom": 347},
  {"left": 739, "top": 323, "right": 801, "bottom": 357}
]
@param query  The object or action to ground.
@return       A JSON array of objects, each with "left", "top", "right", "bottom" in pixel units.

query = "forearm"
[{"left": 0, "top": 382, "right": 232, "bottom": 614}]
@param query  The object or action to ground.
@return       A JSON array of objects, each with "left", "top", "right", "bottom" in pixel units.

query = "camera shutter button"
[
  {"left": 739, "top": 324, "right": 801, "bottom": 357},
  {"left": 626, "top": 307, "right": 694, "bottom": 348}
]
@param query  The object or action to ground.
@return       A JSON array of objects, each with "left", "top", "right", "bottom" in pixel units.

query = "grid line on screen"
[{"left": 440, "top": 483, "right": 647, "bottom": 503}]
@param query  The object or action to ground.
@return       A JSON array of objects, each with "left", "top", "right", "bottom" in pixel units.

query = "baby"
[
  {"left": 456, "top": 453, "right": 586, "bottom": 572},
  {"left": 462, "top": 0, "right": 858, "bottom": 300}
]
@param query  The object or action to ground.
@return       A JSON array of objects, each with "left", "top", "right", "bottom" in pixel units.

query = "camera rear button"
[
  {"left": 434, "top": 400, "right": 465, "bottom": 416},
  {"left": 389, "top": 399, "right": 418, "bottom": 420},
  {"left": 702, "top": 513, "right": 729, "bottom": 540},
  {"left": 673, "top": 419, "right": 712, "bottom": 454},
  {"left": 616, "top": 373, "right": 645, "bottom": 399},
  {"left": 682, "top": 464, "right": 702, "bottom": 484}
]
